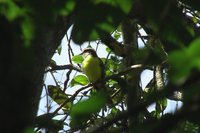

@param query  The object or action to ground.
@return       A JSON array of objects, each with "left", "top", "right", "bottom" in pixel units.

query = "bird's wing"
[{"left": 99, "top": 57, "right": 105, "bottom": 79}]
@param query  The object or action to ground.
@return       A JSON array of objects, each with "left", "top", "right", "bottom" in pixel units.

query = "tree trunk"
[{"left": 0, "top": 15, "right": 70, "bottom": 133}]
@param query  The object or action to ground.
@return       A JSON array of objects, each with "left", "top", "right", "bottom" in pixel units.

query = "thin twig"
[
  {"left": 136, "top": 25, "right": 147, "bottom": 47},
  {"left": 46, "top": 64, "right": 82, "bottom": 73},
  {"left": 103, "top": 64, "right": 143, "bottom": 82},
  {"left": 44, "top": 85, "right": 51, "bottom": 113},
  {"left": 95, "top": 40, "right": 101, "bottom": 51},
  {"left": 52, "top": 84, "right": 92, "bottom": 116},
  {"left": 50, "top": 71, "right": 59, "bottom": 86},
  {"left": 63, "top": 70, "right": 72, "bottom": 92},
  {"left": 104, "top": 50, "right": 112, "bottom": 66},
  {"left": 68, "top": 38, "right": 73, "bottom": 64},
  {"left": 89, "top": 85, "right": 177, "bottom": 133},
  {"left": 35, "top": 84, "right": 92, "bottom": 132}
]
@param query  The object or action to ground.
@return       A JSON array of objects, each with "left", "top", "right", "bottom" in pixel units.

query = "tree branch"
[
  {"left": 0, "top": 13, "right": 72, "bottom": 132},
  {"left": 89, "top": 83, "right": 178, "bottom": 133},
  {"left": 155, "top": 65, "right": 164, "bottom": 90},
  {"left": 122, "top": 17, "right": 141, "bottom": 131},
  {"left": 101, "top": 33, "right": 126, "bottom": 57},
  {"left": 46, "top": 64, "right": 82, "bottom": 73}
]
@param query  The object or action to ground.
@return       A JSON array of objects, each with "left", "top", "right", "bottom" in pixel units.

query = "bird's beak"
[{"left": 79, "top": 51, "right": 86, "bottom": 58}]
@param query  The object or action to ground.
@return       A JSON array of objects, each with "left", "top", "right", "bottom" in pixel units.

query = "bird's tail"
[{"left": 92, "top": 82, "right": 114, "bottom": 105}]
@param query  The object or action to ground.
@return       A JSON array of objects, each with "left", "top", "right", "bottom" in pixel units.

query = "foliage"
[
  {"left": 39, "top": 1, "right": 200, "bottom": 132},
  {"left": 1, "top": 0, "right": 200, "bottom": 133}
]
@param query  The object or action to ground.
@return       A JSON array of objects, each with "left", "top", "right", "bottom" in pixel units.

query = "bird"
[
  {"left": 80, "top": 48, "right": 115, "bottom": 105},
  {"left": 80, "top": 48, "right": 105, "bottom": 89}
]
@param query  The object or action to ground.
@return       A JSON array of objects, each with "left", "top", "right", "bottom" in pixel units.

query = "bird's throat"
[{"left": 82, "top": 55, "right": 102, "bottom": 83}]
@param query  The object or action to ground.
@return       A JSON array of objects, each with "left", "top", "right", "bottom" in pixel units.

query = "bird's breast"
[{"left": 82, "top": 55, "right": 102, "bottom": 83}]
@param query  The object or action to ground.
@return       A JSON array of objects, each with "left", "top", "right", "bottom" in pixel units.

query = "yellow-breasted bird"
[
  {"left": 81, "top": 48, "right": 114, "bottom": 105},
  {"left": 80, "top": 48, "right": 105, "bottom": 89}
]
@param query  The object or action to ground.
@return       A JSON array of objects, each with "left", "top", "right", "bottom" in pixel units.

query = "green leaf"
[
  {"left": 105, "top": 57, "right": 121, "bottom": 75},
  {"left": 169, "top": 49, "right": 190, "bottom": 83},
  {"left": 115, "top": 0, "right": 133, "bottom": 14},
  {"left": 113, "top": 30, "right": 121, "bottom": 40},
  {"left": 24, "top": 128, "right": 34, "bottom": 133},
  {"left": 70, "top": 91, "right": 107, "bottom": 127},
  {"left": 21, "top": 17, "right": 35, "bottom": 46},
  {"left": 156, "top": 98, "right": 167, "bottom": 114},
  {"left": 187, "top": 37, "right": 200, "bottom": 57},
  {"left": 93, "top": 0, "right": 133, "bottom": 14},
  {"left": 71, "top": 1, "right": 127, "bottom": 44},
  {"left": 141, "top": 0, "right": 194, "bottom": 47},
  {"left": 169, "top": 37, "right": 200, "bottom": 83},
  {"left": 187, "top": 37, "right": 200, "bottom": 69},
  {"left": 150, "top": 111, "right": 160, "bottom": 118},
  {"left": 111, "top": 107, "right": 120, "bottom": 116},
  {"left": 34, "top": 113, "right": 54, "bottom": 125},
  {"left": 35, "top": 114, "right": 63, "bottom": 132},
  {"left": 72, "top": 55, "right": 84, "bottom": 64},
  {"left": 57, "top": 45, "right": 62, "bottom": 55},
  {"left": 48, "top": 85, "right": 71, "bottom": 111},
  {"left": 57, "top": 0, "right": 76, "bottom": 16},
  {"left": 74, "top": 75, "right": 89, "bottom": 85},
  {"left": 0, "top": 0, "right": 24, "bottom": 21},
  {"left": 70, "top": 75, "right": 89, "bottom": 87},
  {"left": 183, "top": 121, "right": 200, "bottom": 132},
  {"left": 106, "top": 47, "right": 111, "bottom": 53}
]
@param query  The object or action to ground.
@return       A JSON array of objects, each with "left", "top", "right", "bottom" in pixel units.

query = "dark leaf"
[
  {"left": 141, "top": 0, "right": 194, "bottom": 48},
  {"left": 34, "top": 113, "right": 64, "bottom": 132},
  {"left": 71, "top": 0, "right": 131, "bottom": 44},
  {"left": 56, "top": 0, "right": 76, "bottom": 16},
  {"left": 70, "top": 91, "right": 107, "bottom": 128},
  {"left": 48, "top": 85, "right": 71, "bottom": 111}
]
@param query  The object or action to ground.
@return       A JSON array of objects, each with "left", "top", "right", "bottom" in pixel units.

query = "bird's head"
[{"left": 80, "top": 48, "right": 98, "bottom": 58}]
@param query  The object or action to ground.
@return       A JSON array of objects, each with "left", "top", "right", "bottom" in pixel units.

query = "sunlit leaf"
[
  {"left": 74, "top": 75, "right": 89, "bottom": 85},
  {"left": 105, "top": 47, "right": 111, "bottom": 53},
  {"left": 70, "top": 75, "right": 89, "bottom": 87},
  {"left": 72, "top": 55, "right": 84, "bottom": 64},
  {"left": 113, "top": 30, "right": 121, "bottom": 40}
]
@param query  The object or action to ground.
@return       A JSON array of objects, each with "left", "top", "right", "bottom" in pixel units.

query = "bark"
[
  {"left": 0, "top": 15, "right": 71, "bottom": 133},
  {"left": 122, "top": 18, "right": 141, "bottom": 131}
]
